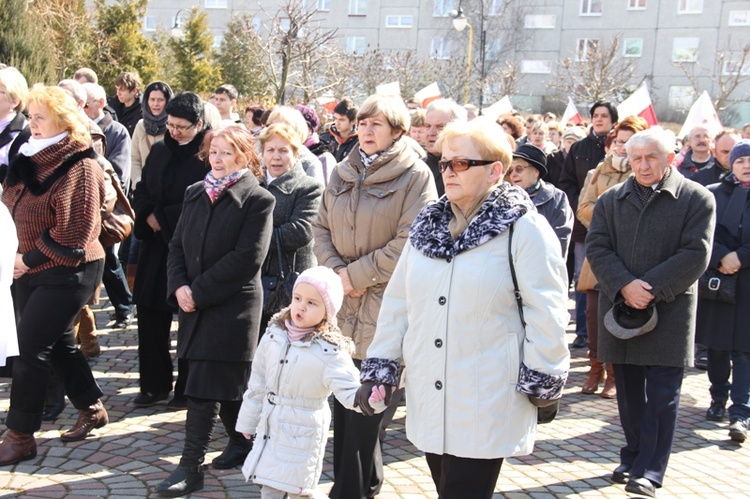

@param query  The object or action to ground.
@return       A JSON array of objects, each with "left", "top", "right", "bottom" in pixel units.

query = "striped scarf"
[{"left": 204, "top": 169, "right": 245, "bottom": 202}]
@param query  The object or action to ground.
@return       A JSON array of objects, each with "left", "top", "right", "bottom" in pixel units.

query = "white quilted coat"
[{"left": 0, "top": 204, "right": 19, "bottom": 366}]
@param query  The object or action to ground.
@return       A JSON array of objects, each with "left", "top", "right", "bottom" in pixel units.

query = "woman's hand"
[
  {"left": 719, "top": 251, "right": 741, "bottom": 274},
  {"left": 175, "top": 285, "right": 196, "bottom": 313},
  {"left": 337, "top": 268, "right": 365, "bottom": 297},
  {"left": 13, "top": 253, "right": 29, "bottom": 279},
  {"left": 146, "top": 213, "right": 161, "bottom": 232}
]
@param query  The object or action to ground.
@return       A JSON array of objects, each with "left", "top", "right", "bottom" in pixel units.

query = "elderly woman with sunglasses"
[
  {"left": 355, "top": 118, "right": 570, "bottom": 499},
  {"left": 131, "top": 92, "right": 209, "bottom": 411}
]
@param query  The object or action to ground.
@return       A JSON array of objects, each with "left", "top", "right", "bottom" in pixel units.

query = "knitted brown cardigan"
[{"left": 2, "top": 136, "right": 105, "bottom": 273}]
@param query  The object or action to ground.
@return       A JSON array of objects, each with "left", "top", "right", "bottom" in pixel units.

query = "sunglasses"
[{"left": 438, "top": 158, "right": 495, "bottom": 173}]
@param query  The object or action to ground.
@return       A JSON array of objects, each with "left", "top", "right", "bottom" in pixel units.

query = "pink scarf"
[
  {"left": 204, "top": 169, "right": 245, "bottom": 202},
  {"left": 285, "top": 318, "right": 315, "bottom": 342}
]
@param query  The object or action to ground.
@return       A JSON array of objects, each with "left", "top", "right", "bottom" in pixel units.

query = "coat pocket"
[{"left": 274, "top": 419, "right": 318, "bottom": 463}]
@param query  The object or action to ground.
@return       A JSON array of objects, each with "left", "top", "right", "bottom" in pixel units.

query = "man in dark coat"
[
  {"left": 558, "top": 101, "right": 618, "bottom": 349},
  {"left": 422, "top": 99, "right": 467, "bottom": 197},
  {"left": 108, "top": 71, "right": 143, "bottom": 138},
  {"left": 321, "top": 98, "right": 359, "bottom": 163},
  {"left": 676, "top": 124, "right": 715, "bottom": 179},
  {"left": 691, "top": 130, "right": 740, "bottom": 187},
  {"left": 587, "top": 128, "right": 715, "bottom": 497}
]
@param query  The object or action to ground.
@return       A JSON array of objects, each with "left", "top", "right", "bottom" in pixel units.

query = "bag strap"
[{"left": 508, "top": 224, "right": 526, "bottom": 328}]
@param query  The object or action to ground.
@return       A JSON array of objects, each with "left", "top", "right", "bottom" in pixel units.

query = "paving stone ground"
[{"left": 0, "top": 298, "right": 748, "bottom": 498}]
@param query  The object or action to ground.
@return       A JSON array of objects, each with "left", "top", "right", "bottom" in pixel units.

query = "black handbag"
[
  {"left": 698, "top": 268, "right": 737, "bottom": 304},
  {"left": 261, "top": 228, "right": 299, "bottom": 316},
  {"left": 508, "top": 224, "right": 560, "bottom": 425}
]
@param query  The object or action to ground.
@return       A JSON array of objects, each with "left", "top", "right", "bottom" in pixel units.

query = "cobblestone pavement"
[{"left": 0, "top": 299, "right": 748, "bottom": 498}]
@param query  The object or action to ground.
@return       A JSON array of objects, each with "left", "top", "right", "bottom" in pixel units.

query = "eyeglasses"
[
  {"left": 509, "top": 165, "right": 531, "bottom": 174},
  {"left": 83, "top": 101, "right": 97, "bottom": 109},
  {"left": 166, "top": 123, "right": 196, "bottom": 133},
  {"left": 438, "top": 158, "right": 495, "bottom": 173}
]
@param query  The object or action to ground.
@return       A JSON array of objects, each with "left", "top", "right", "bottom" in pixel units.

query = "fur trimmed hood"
[{"left": 271, "top": 308, "right": 355, "bottom": 355}]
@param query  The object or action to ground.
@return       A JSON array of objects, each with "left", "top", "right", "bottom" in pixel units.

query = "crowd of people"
[{"left": 1, "top": 62, "right": 750, "bottom": 499}]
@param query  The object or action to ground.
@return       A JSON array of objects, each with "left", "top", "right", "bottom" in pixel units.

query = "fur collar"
[
  {"left": 271, "top": 308, "right": 355, "bottom": 354},
  {"left": 409, "top": 183, "right": 535, "bottom": 260},
  {"left": 6, "top": 144, "right": 96, "bottom": 196}
]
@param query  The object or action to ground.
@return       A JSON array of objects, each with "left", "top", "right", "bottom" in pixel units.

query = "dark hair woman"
[
  {"left": 0, "top": 85, "right": 109, "bottom": 465},
  {"left": 157, "top": 126, "right": 275, "bottom": 496},
  {"left": 131, "top": 92, "right": 209, "bottom": 410}
]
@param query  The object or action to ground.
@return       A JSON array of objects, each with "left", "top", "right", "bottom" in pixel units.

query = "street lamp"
[
  {"left": 451, "top": 8, "right": 473, "bottom": 105},
  {"left": 452, "top": 0, "right": 487, "bottom": 109},
  {"left": 171, "top": 9, "right": 190, "bottom": 38}
]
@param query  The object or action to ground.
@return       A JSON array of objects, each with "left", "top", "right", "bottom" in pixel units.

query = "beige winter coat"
[
  {"left": 313, "top": 138, "right": 437, "bottom": 359},
  {"left": 130, "top": 119, "right": 165, "bottom": 191}
]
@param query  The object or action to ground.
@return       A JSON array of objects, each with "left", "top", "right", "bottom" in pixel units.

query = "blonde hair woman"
[{"left": 0, "top": 67, "right": 29, "bottom": 171}]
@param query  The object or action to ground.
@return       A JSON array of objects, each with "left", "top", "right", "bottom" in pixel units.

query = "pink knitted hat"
[{"left": 293, "top": 266, "right": 344, "bottom": 326}]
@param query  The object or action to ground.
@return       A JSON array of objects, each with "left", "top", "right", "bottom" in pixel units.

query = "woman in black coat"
[
  {"left": 259, "top": 123, "right": 324, "bottom": 327},
  {"left": 131, "top": 92, "right": 209, "bottom": 410},
  {"left": 697, "top": 140, "right": 750, "bottom": 443},
  {"left": 157, "top": 126, "right": 274, "bottom": 496}
]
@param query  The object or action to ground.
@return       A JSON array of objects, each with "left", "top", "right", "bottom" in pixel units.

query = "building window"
[
  {"left": 623, "top": 38, "right": 643, "bottom": 57},
  {"left": 204, "top": 0, "right": 228, "bottom": 9},
  {"left": 143, "top": 15, "right": 157, "bottom": 32},
  {"left": 668, "top": 86, "right": 694, "bottom": 109},
  {"left": 678, "top": 0, "right": 703, "bottom": 14},
  {"left": 524, "top": 14, "right": 556, "bottom": 29},
  {"left": 431, "top": 38, "right": 452, "bottom": 59},
  {"left": 433, "top": 0, "right": 454, "bottom": 17},
  {"left": 628, "top": 0, "right": 646, "bottom": 9},
  {"left": 672, "top": 37, "right": 699, "bottom": 62},
  {"left": 729, "top": 11, "right": 750, "bottom": 26},
  {"left": 723, "top": 57, "right": 750, "bottom": 76},
  {"left": 213, "top": 35, "right": 223, "bottom": 49},
  {"left": 488, "top": 0, "right": 504, "bottom": 16},
  {"left": 580, "top": 0, "right": 602, "bottom": 16},
  {"left": 349, "top": 0, "right": 367, "bottom": 16},
  {"left": 575, "top": 38, "right": 599, "bottom": 61},
  {"left": 385, "top": 15, "right": 413, "bottom": 28},
  {"left": 520, "top": 60, "right": 552, "bottom": 74},
  {"left": 317, "top": 0, "right": 331, "bottom": 11},
  {"left": 346, "top": 36, "right": 367, "bottom": 56}
]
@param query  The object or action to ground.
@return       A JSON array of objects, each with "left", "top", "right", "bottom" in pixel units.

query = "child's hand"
[
  {"left": 242, "top": 433, "right": 254, "bottom": 440},
  {"left": 369, "top": 385, "right": 395, "bottom": 404}
]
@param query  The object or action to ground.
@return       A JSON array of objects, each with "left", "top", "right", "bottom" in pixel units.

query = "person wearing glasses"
[
  {"left": 507, "top": 143, "right": 573, "bottom": 259},
  {"left": 313, "top": 94, "right": 437, "bottom": 499},
  {"left": 354, "top": 117, "right": 569, "bottom": 499},
  {"left": 131, "top": 92, "right": 209, "bottom": 411}
]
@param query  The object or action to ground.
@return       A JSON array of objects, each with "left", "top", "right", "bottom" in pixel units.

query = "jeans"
[
  {"left": 574, "top": 242, "right": 587, "bottom": 336},
  {"left": 707, "top": 348, "right": 750, "bottom": 421}
]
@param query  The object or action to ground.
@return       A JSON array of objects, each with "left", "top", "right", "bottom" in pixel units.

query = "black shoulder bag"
[
  {"left": 508, "top": 224, "right": 560, "bottom": 425},
  {"left": 261, "top": 228, "right": 299, "bottom": 317}
]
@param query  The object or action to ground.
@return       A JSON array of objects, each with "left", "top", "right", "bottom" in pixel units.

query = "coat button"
[
  {"left": 438, "top": 296, "right": 446, "bottom": 305},
  {"left": 434, "top": 339, "right": 443, "bottom": 348},
  {"left": 447, "top": 257, "right": 452, "bottom": 263},
  {"left": 435, "top": 381, "right": 443, "bottom": 390}
]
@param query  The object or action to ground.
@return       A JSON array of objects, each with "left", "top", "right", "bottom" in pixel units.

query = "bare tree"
[
  {"left": 484, "top": 60, "right": 525, "bottom": 103},
  {"left": 552, "top": 34, "right": 640, "bottom": 105},
  {"left": 676, "top": 35, "right": 750, "bottom": 112}
]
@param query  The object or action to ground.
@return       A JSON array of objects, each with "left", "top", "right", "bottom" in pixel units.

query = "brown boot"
[
  {"left": 77, "top": 306, "right": 100, "bottom": 358},
  {"left": 581, "top": 357, "right": 605, "bottom": 394},
  {"left": 600, "top": 364, "right": 617, "bottom": 399},
  {"left": 126, "top": 264, "right": 137, "bottom": 293},
  {"left": 0, "top": 430, "right": 37, "bottom": 466},
  {"left": 60, "top": 400, "right": 108, "bottom": 442}
]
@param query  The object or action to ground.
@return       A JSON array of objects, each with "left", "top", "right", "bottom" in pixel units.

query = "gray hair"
[
  {"left": 625, "top": 127, "right": 677, "bottom": 157},
  {"left": 57, "top": 79, "right": 86, "bottom": 106},
  {"left": 689, "top": 124, "right": 714, "bottom": 139},
  {"left": 426, "top": 98, "right": 468, "bottom": 123},
  {"left": 82, "top": 82, "right": 106, "bottom": 102}
]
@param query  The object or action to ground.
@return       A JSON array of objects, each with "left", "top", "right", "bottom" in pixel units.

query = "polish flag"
[
  {"left": 561, "top": 97, "right": 582, "bottom": 125},
  {"left": 316, "top": 95, "right": 338, "bottom": 114},
  {"left": 376, "top": 81, "right": 401, "bottom": 97},
  {"left": 678, "top": 90, "right": 723, "bottom": 139},
  {"left": 415, "top": 82, "right": 442, "bottom": 108},
  {"left": 617, "top": 82, "right": 658, "bottom": 126}
]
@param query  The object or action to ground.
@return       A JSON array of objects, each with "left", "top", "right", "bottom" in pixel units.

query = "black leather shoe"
[
  {"left": 729, "top": 419, "right": 748, "bottom": 443},
  {"left": 156, "top": 466, "right": 204, "bottom": 497},
  {"left": 571, "top": 335, "right": 587, "bottom": 349},
  {"left": 113, "top": 313, "right": 134, "bottom": 329},
  {"left": 694, "top": 356, "right": 708, "bottom": 370},
  {"left": 625, "top": 476, "right": 656, "bottom": 497},
  {"left": 611, "top": 464, "right": 631, "bottom": 484},
  {"left": 133, "top": 391, "right": 169, "bottom": 408},
  {"left": 706, "top": 400, "right": 726, "bottom": 421},
  {"left": 167, "top": 396, "right": 188, "bottom": 411},
  {"left": 212, "top": 438, "right": 253, "bottom": 469}
]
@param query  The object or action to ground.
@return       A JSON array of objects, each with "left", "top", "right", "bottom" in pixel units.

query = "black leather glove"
[{"left": 354, "top": 381, "right": 394, "bottom": 416}]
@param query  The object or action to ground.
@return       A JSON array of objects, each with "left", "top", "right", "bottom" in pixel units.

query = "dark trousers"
[
  {"left": 330, "top": 362, "right": 384, "bottom": 499},
  {"left": 586, "top": 290, "right": 599, "bottom": 357},
  {"left": 707, "top": 348, "right": 750, "bottom": 421},
  {"left": 613, "top": 363, "right": 683, "bottom": 487},
  {"left": 425, "top": 452, "right": 503, "bottom": 499},
  {"left": 101, "top": 245, "right": 132, "bottom": 319},
  {"left": 137, "top": 304, "right": 187, "bottom": 396},
  {"left": 8, "top": 260, "right": 105, "bottom": 433}
]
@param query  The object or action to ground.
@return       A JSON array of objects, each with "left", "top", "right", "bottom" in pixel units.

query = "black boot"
[
  {"left": 42, "top": 371, "right": 66, "bottom": 422},
  {"left": 156, "top": 398, "right": 218, "bottom": 497},
  {"left": 212, "top": 400, "right": 253, "bottom": 470}
]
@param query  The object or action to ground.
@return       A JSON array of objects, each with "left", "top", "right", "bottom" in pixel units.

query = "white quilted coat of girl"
[{"left": 236, "top": 266, "right": 386, "bottom": 499}]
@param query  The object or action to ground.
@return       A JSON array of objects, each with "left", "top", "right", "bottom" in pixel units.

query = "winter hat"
[
  {"left": 294, "top": 266, "right": 344, "bottom": 326},
  {"left": 513, "top": 144, "right": 548, "bottom": 176},
  {"left": 562, "top": 126, "right": 587, "bottom": 143},
  {"left": 604, "top": 295, "right": 658, "bottom": 340},
  {"left": 294, "top": 105, "right": 320, "bottom": 134},
  {"left": 730, "top": 139, "right": 750, "bottom": 170}
]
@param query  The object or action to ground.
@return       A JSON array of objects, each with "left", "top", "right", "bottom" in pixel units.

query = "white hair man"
[{"left": 423, "top": 99, "right": 468, "bottom": 196}]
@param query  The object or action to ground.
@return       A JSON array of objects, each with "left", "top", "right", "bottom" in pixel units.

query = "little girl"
[{"left": 236, "top": 266, "right": 386, "bottom": 499}]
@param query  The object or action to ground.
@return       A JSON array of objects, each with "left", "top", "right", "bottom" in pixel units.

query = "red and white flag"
[
  {"left": 561, "top": 97, "right": 582, "bottom": 125},
  {"left": 617, "top": 82, "right": 658, "bottom": 126},
  {"left": 315, "top": 95, "right": 338, "bottom": 114},
  {"left": 414, "top": 82, "right": 442, "bottom": 108},
  {"left": 678, "top": 90, "right": 723, "bottom": 138}
]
